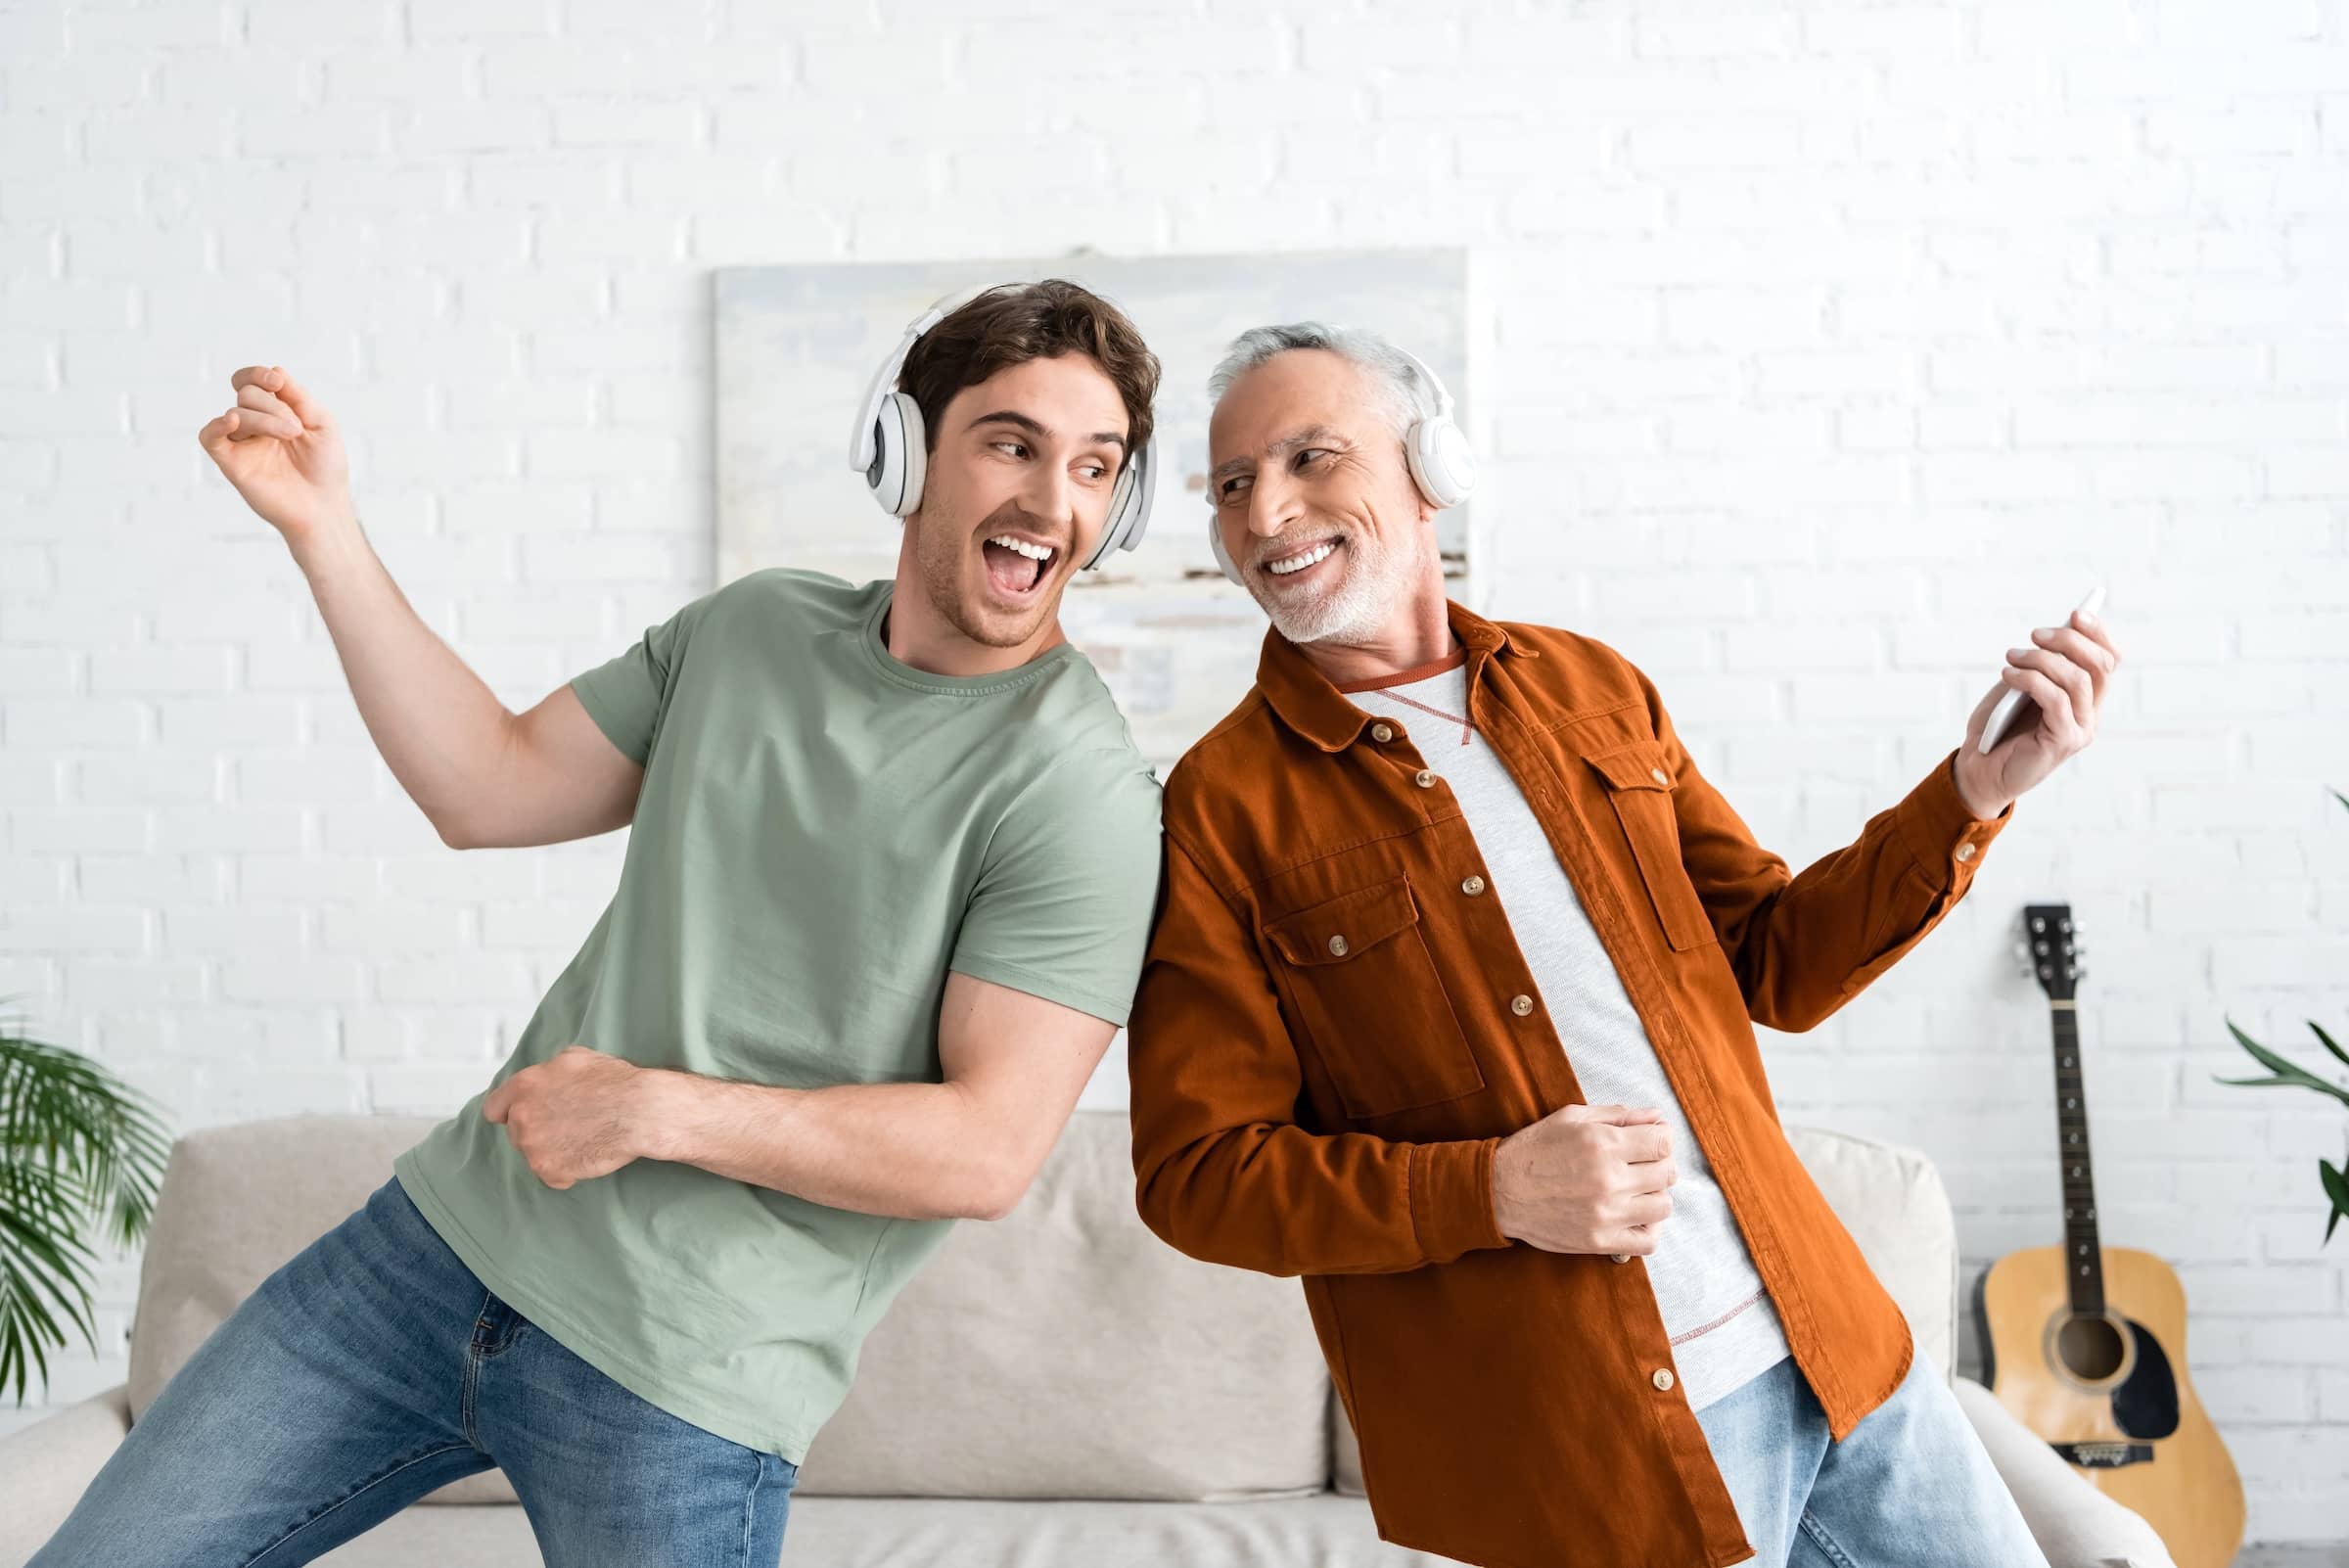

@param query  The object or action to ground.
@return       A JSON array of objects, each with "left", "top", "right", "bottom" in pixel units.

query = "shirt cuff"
[
  {"left": 1409, "top": 1137, "right": 1511, "bottom": 1262},
  {"left": 1895, "top": 747, "right": 2014, "bottom": 893}
]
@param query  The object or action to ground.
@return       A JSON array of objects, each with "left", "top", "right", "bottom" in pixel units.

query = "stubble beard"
[{"left": 914, "top": 500, "right": 1056, "bottom": 651}]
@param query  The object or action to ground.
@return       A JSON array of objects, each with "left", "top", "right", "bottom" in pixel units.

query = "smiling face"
[
  {"left": 1207, "top": 348, "right": 1440, "bottom": 647},
  {"left": 903, "top": 352, "right": 1133, "bottom": 653}
]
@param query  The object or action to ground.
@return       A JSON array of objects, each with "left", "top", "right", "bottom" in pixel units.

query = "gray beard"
[{"left": 1260, "top": 531, "right": 1418, "bottom": 647}]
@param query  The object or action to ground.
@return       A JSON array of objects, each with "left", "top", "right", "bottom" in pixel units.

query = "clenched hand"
[
  {"left": 196, "top": 365, "right": 353, "bottom": 548},
  {"left": 483, "top": 1044, "right": 658, "bottom": 1191},
  {"left": 1491, "top": 1102, "right": 1679, "bottom": 1256}
]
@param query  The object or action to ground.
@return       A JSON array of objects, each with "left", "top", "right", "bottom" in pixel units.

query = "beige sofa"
[{"left": 2, "top": 1111, "right": 2175, "bottom": 1568}]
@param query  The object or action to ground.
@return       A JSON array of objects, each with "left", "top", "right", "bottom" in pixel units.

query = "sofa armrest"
[
  {"left": 1952, "top": 1375, "right": 2178, "bottom": 1568},
  {"left": 0, "top": 1384, "right": 131, "bottom": 1568}
]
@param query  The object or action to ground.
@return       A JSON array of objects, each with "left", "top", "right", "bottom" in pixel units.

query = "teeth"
[
  {"left": 987, "top": 534, "right": 1054, "bottom": 562},
  {"left": 1266, "top": 541, "right": 1336, "bottom": 576}
]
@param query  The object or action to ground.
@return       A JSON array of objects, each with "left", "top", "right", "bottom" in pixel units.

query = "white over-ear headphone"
[
  {"left": 1397, "top": 346, "right": 1476, "bottom": 511},
  {"left": 1208, "top": 345, "right": 1473, "bottom": 586},
  {"left": 849, "top": 287, "right": 1157, "bottom": 573}
]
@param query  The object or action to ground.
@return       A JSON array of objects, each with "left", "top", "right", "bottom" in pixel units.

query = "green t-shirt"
[{"left": 393, "top": 568, "right": 1163, "bottom": 1461}]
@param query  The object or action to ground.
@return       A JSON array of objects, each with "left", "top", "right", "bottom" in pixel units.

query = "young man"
[
  {"left": 36, "top": 281, "right": 1165, "bottom": 1567},
  {"left": 1126, "top": 323, "right": 2123, "bottom": 1568}
]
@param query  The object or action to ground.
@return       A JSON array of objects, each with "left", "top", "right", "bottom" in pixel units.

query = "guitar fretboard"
[{"left": 2050, "top": 1000, "right": 2107, "bottom": 1317}]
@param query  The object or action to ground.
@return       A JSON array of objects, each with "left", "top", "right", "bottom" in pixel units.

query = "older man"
[{"left": 1126, "top": 322, "right": 2120, "bottom": 1568}]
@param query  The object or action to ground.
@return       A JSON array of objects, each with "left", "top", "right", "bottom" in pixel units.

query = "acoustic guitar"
[{"left": 1976, "top": 902, "right": 2244, "bottom": 1568}]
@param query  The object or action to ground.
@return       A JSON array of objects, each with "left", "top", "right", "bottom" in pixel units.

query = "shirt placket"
[
  {"left": 1469, "top": 658, "right": 1794, "bottom": 1470},
  {"left": 1352, "top": 679, "right": 1563, "bottom": 1125}
]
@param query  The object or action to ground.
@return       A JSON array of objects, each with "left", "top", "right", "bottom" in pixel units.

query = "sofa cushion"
[
  {"left": 1333, "top": 1121, "right": 1959, "bottom": 1495},
  {"left": 1785, "top": 1123, "right": 1959, "bottom": 1376},
  {"left": 792, "top": 1111, "right": 1329, "bottom": 1499},
  {"left": 126, "top": 1114, "right": 518, "bottom": 1504},
  {"left": 128, "top": 1110, "right": 1328, "bottom": 1505}
]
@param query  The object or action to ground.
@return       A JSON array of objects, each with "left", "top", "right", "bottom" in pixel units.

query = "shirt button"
[
  {"left": 1955, "top": 842, "right": 1976, "bottom": 862},
  {"left": 1461, "top": 875, "right": 1486, "bottom": 896},
  {"left": 1327, "top": 934, "right": 1350, "bottom": 957},
  {"left": 1370, "top": 722, "right": 1394, "bottom": 743},
  {"left": 1649, "top": 767, "right": 1670, "bottom": 786},
  {"left": 1610, "top": 1253, "right": 1630, "bottom": 1264},
  {"left": 1414, "top": 769, "right": 1436, "bottom": 789},
  {"left": 1652, "top": 1368, "right": 1676, "bottom": 1392},
  {"left": 1510, "top": 994, "right": 1534, "bottom": 1016}
]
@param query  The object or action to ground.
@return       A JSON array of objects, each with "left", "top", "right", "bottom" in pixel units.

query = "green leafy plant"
[
  {"left": 2213, "top": 787, "right": 2349, "bottom": 1246},
  {"left": 0, "top": 1011, "right": 169, "bottom": 1403}
]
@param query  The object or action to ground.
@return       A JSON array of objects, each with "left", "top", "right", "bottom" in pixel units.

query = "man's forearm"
[
  {"left": 290, "top": 515, "right": 516, "bottom": 844},
  {"left": 635, "top": 1070, "right": 1015, "bottom": 1222}
]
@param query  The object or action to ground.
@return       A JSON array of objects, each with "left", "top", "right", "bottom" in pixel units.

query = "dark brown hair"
[{"left": 898, "top": 279, "right": 1159, "bottom": 459}]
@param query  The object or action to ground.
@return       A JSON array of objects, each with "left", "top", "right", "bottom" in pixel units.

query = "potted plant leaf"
[
  {"left": 0, "top": 1010, "right": 170, "bottom": 1403},
  {"left": 2214, "top": 788, "right": 2349, "bottom": 1245}
]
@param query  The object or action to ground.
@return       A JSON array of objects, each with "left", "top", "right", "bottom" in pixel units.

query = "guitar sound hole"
[{"left": 2055, "top": 1314, "right": 2126, "bottom": 1380}]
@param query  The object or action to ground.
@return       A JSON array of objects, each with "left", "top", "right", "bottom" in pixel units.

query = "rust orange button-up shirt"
[{"left": 1127, "top": 601, "right": 2013, "bottom": 1568}]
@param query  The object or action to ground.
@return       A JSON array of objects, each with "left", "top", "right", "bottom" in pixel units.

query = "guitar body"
[{"left": 1980, "top": 1246, "right": 2244, "bottom": 1568}]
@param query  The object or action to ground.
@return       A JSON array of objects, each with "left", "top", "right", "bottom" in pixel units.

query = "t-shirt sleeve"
[
  {"left": 568, "top": 591, "right": 714, "bottom": 767},
  {"left": 948, "top": 755, "right": 1166, "bottom": 1028}
]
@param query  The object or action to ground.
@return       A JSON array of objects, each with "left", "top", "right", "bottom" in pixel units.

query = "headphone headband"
[
  {"left": 1393, "top": 346, "right": 1456, "bottom": 421},
  {"left": 847, "top": 286, "right": 992, "bottom": 479}
]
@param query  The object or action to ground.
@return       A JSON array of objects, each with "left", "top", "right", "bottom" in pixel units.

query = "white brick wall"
[{"left": 3, "top": 0, "right": 2344, "bottom": 1544}]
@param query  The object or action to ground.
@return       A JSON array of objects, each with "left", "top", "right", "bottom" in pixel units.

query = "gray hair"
[{"left": 1206, "top": 321, "right": 1437, "bottom": 438}]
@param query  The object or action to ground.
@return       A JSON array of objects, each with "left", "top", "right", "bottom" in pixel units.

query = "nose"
[
  {"left": 1245, "top": 466, "right": 1302, "bottom": 548},
  {"left": 1019, "top": 461, "right": 1084, "bottom": 552}
]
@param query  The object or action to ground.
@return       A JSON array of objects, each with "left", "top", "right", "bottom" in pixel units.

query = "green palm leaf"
[{"left": 0, "top": 1004, "right": 169, "bottom": 1405}]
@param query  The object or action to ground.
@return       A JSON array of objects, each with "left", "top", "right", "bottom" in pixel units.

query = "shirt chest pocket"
[
  {"left": 1581, "top": 741, "right": 1719, "bottom": 952},
  {"left": 1260, "top": 877, "right": 1487, "bottom": 1120}
]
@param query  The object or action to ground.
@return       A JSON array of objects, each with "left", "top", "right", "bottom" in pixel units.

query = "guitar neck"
[{"left": 2050, "top": 1001, "right": 2107, "bottom": 1316}]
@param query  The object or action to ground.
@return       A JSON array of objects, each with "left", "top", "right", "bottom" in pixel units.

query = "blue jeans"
[
  {"left": 30, "top": 1176, "right": 799, "bottom": 1568},
  {"left": 1696, "top": 1347, "right": 2050, "bottom": 1567}
]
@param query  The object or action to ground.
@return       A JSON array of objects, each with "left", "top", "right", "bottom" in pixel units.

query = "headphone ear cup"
[
  {"left": 1405, "top": 416, "right": 1476, "bottom": 511},
  {"left": 1207, "top": 515, "right": 1245, "bottom": 586},
  {"left": 866, "top": 392, "right": 927, "bottom": 518},
  {"left": 1082, "top": 458, "right": 1139, "bottom": 572},
  {"left": 1080, "top": 434, "right": 1157, "bottom": 572}
]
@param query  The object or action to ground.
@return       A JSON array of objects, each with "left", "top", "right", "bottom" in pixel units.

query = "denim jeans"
[
  {"left": 1696, "top": 1346, "right": 2050, "bottom": 1567},
  {"left": 30, "top": 1176, "right": 799, "bottom": 1568}
]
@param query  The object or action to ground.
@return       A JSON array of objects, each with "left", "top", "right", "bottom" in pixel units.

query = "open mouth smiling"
[
  {"left": 981, "top": 532, "right": 1058, "bottom": 597},
  {"left": 1260, "top": 535, "right": 1343, "bottom": 583}
]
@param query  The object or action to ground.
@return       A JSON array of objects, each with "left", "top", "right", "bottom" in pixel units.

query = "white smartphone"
[{"left": 1978, "top": 585, "right": 2106, "bottom": 755}]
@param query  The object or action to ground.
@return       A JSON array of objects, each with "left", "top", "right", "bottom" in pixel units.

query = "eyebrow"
[
  {"left": 1208, "top": 424, "right": 1346, "bottom": 486},
  {"left": 965, "top": 409, "right": 1128, "bottom": 455}
]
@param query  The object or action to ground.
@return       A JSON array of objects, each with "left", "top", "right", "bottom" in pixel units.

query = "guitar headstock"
[{"left": 2014, "top": 902, "right": 2085, "bottom": 1000}]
